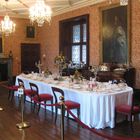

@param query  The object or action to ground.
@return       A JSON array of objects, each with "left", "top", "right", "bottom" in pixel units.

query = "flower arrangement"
[
  {"left": 44, "top": 67, "right": 52, "bottom": 77},
  {"left": 71, "top": 70, "right": 83, "bottom": 84},
  {"left": 90, "top": 65, "right": 99, "bottom": 81},
  {"left": 54, "top": 53, "right": 67, "bottom": 76},
  {"left": 54, "top": 53, "right": 65, "bottom": 66},
  {"left": 74, "top": 70, "right": 82, "bottom": 80},
  {"left": 35, "top": 60, "right": 42, "bottom": 74}
]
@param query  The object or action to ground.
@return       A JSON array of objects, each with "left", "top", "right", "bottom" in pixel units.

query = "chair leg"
[
  {"left": 24, "top": 95, "right": 26, "bottom": 103},
  {"left": 115, "top": 111, "right": 117, "bottom": 127},
  {"left": 55, "top": 107, "right": 57, "bottom": 123},
  {"left": 130, "top": 114, "right": 134, "bottom": 132},
  {"left": 77, "top": 108, "right": 80, "bottom": 119},
  {"left": 10, "top": 91, "right": 14, "bottom": 101},
  {"left": 37, "top": 104, "right": 41, "bottom": 114},
  {"left": 51, "top": 99, "right": 53, "bottom": 115},
  {"left": 33, "top": 102, "right": 36, "bottom": 112},
  {"left": 30, "top": 99, "right": 32, "bottom": 110},
  {"left": 67, "top": 111, "right": 69, "bottom": 119},
  {"left": 8, "top": 90, "right": 11, "bottom": 100},
  {"left": 31, "top": 98, "right": 32, "bottom": 105},
  {"left": 44, "top": 101, "right": 46, "bottom": 113}
]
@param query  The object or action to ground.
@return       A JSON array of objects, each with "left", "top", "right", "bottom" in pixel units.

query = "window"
[
  {"left": 59, "top": 15, "right": 89, "bottom": 66},
  {"left": 72, "top": 23, "right": 87, "bottom": 64},
  {"left": 72, "top": 45, "right": 80, "bottom": 63}
]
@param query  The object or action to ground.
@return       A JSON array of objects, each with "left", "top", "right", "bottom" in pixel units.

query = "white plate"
[
  {"left": 113, "top": 88, "right": 122, "bottom": 91},
  {"left": 72, "top": 85, "right": 81, "bottom": 89}
]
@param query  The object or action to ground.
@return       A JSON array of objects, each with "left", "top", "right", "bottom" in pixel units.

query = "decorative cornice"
[
  {"left": 0, "top": 0, "right": 106, "bottom": 19},
  {"left": 53, "top": 0, "right": 105, "bottom": 16}
]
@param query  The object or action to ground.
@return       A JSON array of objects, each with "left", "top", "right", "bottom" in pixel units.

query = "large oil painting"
[{"left": 102, "top": 5, "right": 129, "bottom": 64}]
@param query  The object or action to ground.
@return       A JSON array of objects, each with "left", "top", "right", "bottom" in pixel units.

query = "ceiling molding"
[
  {"left": 53, "top": 0, "right": 105, "bottom": 16},
  {"left": 0, "top": 0, "right": 106, "bottom": 19}
]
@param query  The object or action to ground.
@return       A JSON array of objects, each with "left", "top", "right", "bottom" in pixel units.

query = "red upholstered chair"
[
  {"left": 17, "top": 78, "right": 34, "bottom": 102},
  {"left": 7, "top": 77, "right": 19, "bottom": 101},
  {"left": 0, "top": 77, "right": 19, "bottom": 101},
  {"left": 51, "top": 87, "right": 80, "bottom": 123},
  {"left": 115, "top": 94, "right": 140, "bottom": 131},
  {"left": 8, "top": 85, "right": 19, "bottom": 100},
  {"left": 29, "top": 82, "right": 53, "bottom": 113}
]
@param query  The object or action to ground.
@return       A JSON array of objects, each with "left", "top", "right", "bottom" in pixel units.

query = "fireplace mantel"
[{"left": 0, "top": 57, "right": 13, "bottom": 81}]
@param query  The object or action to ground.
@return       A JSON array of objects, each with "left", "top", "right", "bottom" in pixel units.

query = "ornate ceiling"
[{"left": 0, "top": 0, "right": 105, "bottom": 18}]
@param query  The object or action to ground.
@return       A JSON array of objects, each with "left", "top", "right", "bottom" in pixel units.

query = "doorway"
[{"left": 21, "top": 43, "right": 40, "bottom": 73}]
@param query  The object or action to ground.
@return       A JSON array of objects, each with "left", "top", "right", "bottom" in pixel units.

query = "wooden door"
[{"left": 21, "top": 43, "right": 40, "bottom": 73}]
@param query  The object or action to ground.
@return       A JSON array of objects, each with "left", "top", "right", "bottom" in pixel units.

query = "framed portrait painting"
[
  {"left": 101, "top": 5, "right": 129, "bottom": 64},
  {"left": 26, "top": 26, "right": 35, "bottom": 38}
]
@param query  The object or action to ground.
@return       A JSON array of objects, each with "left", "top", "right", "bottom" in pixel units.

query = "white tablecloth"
[{"left": 15, "top": 74, "right": 133, "bottom": 129}]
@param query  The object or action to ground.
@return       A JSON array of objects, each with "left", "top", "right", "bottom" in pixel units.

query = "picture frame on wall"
[
  {"left": 101, "top": 5, "right": 130, "bottom": 64},
  {"left": 26, "top": 26, "right": 35, "bottom": 38}
]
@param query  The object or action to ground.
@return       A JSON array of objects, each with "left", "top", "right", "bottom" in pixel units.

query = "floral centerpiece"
[
  {"left": 44, "top": 67, "right": 52, "bottom": 77},
  {"left": 54, "top": 53, "right": 66, "bottom": 77},
  {"left": 74, "top": 70, "right": 81, "bottom": 79},
  {"left": 35, "top": 60, "right": 42, "bottom": 74},
  {"left": 90, "top": 65, "right": 99, "bottom": 81},
  {"left": 73, "top": 70, "right": 82, "bottom": 84}
]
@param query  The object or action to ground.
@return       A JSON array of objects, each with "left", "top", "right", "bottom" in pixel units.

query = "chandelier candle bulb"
[
  {"left": 0, "top": 0, "right": 16, "bottom": 36},
  {"left": 120, "top": 0, "right": 128, "bottom": 6},
  {"left": 29, "top": 0, "right": 52, "bottom": 27}
]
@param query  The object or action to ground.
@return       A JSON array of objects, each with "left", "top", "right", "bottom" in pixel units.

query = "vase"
[
  {"left": 39, "top": 68, "right": 42, "bottom": 74},
  {"left": 59, "top": 66, "right": 63, "bottom": 80}
]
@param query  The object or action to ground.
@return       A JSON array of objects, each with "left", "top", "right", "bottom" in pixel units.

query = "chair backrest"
[
  {"left": 17, "top": 78, "right": 25, "bottom": 88},
  {"left": 51, "top": 87, "right": 64, "bottom": 104},
  {"left": 8, "top": 76, "right": 14, "bottom": 86},
  {"left": 29, "top": 82, "right": 40, "bottom": 99},
  {"left": 133, "top": 88, "right": 140, "bottom": 106}
]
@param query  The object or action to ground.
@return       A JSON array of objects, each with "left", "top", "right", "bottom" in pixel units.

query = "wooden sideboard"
[
  {"left": 97, "top": 67, "right": 135, "bottom": 88},
  {"left": 63, "top": 67, "right": 135, "bottom": 88}
]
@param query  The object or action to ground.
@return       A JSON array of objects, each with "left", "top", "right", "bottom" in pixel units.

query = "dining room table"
[{"left": 15, "top": 73, "right": 133, "bottom": 129}]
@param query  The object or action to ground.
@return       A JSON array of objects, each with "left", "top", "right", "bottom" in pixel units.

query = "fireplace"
[{"left": 0, "top": 57, "right": 12, "bottom": 81}]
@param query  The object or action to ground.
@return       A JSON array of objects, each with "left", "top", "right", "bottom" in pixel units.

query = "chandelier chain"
[{"left": 109, "top": 0, "right": 128, "bottom": 5}]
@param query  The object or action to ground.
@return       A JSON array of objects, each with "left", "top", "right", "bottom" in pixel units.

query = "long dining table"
[{"left": 15, "top": 73, "right": 133, "bottom": 129}]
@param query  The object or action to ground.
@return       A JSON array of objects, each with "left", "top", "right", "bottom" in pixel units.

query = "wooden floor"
[{"left": 0, "top": 85, "right": 140, "bottom": 140}]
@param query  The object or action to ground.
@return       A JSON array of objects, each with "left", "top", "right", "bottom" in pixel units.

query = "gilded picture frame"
[
  {"left": 101, "top": 5, "right": 130, "bottom": 64},
  {"left": 26, "top": 26, "right": 35, "bottom": 38}
]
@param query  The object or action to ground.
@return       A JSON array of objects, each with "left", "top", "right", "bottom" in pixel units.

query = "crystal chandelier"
[
  {"left": 0, "top": 0, "right": 16, "bottom": 36},
  {"left": 29, "top": 0, "right": 52, "bottom": 27},
  {"left": 120, "top": 0, "right": 128, "bottom": 6},
  {"left": 109, "top": 0, "right": 128, "bottom": 6}
]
